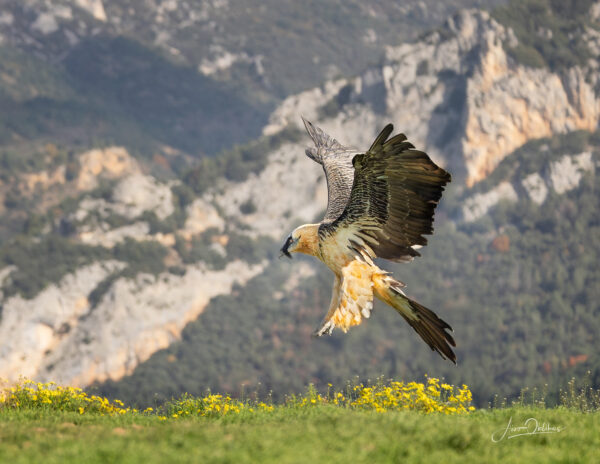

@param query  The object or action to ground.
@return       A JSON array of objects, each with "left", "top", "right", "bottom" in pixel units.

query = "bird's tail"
[{"left": 373, "top": 274, "right": 457, "bottom": 363}]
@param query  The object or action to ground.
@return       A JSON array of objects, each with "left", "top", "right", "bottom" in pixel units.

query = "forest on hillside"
[{"left": 0, "top": 0, "right": 597, "bottom": 409}]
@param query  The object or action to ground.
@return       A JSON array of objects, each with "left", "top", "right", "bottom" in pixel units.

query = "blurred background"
[{"left": 0, "top": 0, "right": 598, "bottom": 407}]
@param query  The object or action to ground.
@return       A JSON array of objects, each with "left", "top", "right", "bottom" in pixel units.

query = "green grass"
[{"left": 0, "top": 406, "right": 598, "bottom": 463}]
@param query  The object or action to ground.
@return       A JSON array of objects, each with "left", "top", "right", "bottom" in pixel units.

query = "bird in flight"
[{"left": 281, "top": 118, "right": 456, "bottom": 363}]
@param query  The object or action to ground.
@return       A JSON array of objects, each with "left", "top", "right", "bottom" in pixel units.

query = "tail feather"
[
  {"left": 400, "top": 296, "right": 456, "bottom": 363},
  {"left": 374, "top": 276, "right": 457, "bottom": 364}
]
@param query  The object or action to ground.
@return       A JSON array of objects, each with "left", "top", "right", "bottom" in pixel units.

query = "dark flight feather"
[{"left": 321, "top": 124, "right": 451, "bottom": 262}]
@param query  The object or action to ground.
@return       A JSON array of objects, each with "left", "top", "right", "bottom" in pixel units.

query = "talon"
[{"left": 313, "top": 320, "right": 335, "bottom": 337}]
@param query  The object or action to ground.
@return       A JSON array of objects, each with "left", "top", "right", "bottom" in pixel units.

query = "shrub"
[
  {"left": 183, "top": 126, "right": 301, "bottom": 195},
  {"left": 493, "top": 0, "right": 596, "bottom": 71},
  {"left": 239, "top": 199, "right": 257, "bottom": 215},
  {"left": 0, "top": 235, "right": 110, "bottom": 299},
  {"left": 0, "top": 380, "right": 133, "bottom": 415}
]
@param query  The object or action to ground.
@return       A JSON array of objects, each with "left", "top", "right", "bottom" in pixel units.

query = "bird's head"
[{"left": 280, "top": 224, "right": 319, "bottom": 259}]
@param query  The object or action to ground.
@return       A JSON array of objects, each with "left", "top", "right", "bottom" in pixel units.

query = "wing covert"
[{"left": 321, "top": 124, "right": 451, "bottom": 262}]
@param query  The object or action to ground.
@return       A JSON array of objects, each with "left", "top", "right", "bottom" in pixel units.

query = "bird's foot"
[{"left": 312, "top": 320, "right": 335, "bottom": 337}]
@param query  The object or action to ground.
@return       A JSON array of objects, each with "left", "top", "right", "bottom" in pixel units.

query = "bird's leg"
[
  {"left": 313, "top": 275, "right": 341, "bottom": 337},
  {"left": 314, "top": 260, "right": 374, "bottom": 336}
]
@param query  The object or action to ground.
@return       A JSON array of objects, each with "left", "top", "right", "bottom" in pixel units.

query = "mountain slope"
[
  {"left": 0, "top": 0, "right": 506, "bottom": 99},
  {"left": 263, "top": 7, "right": 600, "bottom": 186},
  {"left": 96, "top": 129, "right": 599, "bottom": 407},
  {"left": 0, "top": 2, "right": 598, "bottom": 407}
]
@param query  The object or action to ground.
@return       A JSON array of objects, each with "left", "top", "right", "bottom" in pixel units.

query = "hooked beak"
[{"left": 280, "top": 235, "right": 295, "bottom": 259}]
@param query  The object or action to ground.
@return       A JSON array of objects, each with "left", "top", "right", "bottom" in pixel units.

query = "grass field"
[
  {"left": 1, "top": 406, "right": 598, "bottom": 463},
  {"left": 1, "top": 378, "right": 598, "bottom": 463}
]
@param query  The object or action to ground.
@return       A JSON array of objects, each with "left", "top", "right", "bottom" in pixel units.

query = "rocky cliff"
[
  {"left": 264, "top": 9, "right": 600, "bottom": 186},
  {"left": 0, "top": 6, "right": 598, "bottom": 389},
  {"left": 0, "top": 258, "right": 263, "bottom": 386},
  {"left": 462, "top": 150, "right": 597, "bottom": 221}
]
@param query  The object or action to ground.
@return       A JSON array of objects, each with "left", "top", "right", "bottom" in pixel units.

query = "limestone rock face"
[
  {"left": 20, "top": 166, "right": 67, "bottom": 194},
  {"left": 73, "top": 0, "right": 106, "bottom": 21},
  {"left": 76, "top": 147, "right": 140, "bottom": 191},
  {"left": 72, "top": 170, "right": 175, "bottom": 248},
  {"left": 111, "top": 174, "right": 174, "bottom": 220},
  {"left": 462, "top": 152, "right": 597, "bottom": 221},
  {"left": 211, "top": 143, "right": 327, "bottom": 240},
  {"left": 17, "top": 146, "right": 139, "bottom": 195},
  {"left": 521, "top": 173, "right": 548, "bottom": 205},
  {"left": 78, "top": 222, "right": 151, "bottom": 248},
  {"left": 0, "top": 261, "right": 125, "bottom": 382},
  {"left": 263, "top": 10, "right": 600, "bottom": 186},
  {"left": 181, "top": 198, "right": 225, "bottom": 238},
  {"left": 463, "top": 64, "right": 599, "bottom": 186},
  {"left": 462, "top": 181, "right": 519, "bottom": 222},
  {"left": 547, "top": 152, "right": 595, "bottom": 195},
  {"left": 0, "top": 260, "right": 263, "bottom": 387}
]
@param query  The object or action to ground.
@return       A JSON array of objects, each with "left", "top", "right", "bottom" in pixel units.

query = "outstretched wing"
[
  {"left": 302, "top": 117, "right": 358, "bottom": 222},
  {"left": 320, "top": 124, "right": 451, "bottom": 262}
]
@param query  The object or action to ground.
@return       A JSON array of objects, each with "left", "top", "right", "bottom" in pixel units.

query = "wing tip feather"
[{"left": 368, "top": 124, "right": 394, "bottom": 152}]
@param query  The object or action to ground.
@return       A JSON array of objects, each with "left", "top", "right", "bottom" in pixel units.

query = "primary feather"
[{"left": 301, "top": 117, "right": 357, "bottom": 222}]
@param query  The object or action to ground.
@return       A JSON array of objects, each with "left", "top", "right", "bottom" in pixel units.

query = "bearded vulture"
[{"left": 281, "top": 118, "right": 456, "bottom": 363}]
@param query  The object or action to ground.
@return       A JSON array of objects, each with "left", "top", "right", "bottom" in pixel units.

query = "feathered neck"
[{"left": 294, "top": 224, "right": 320, "bottom": 257}]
